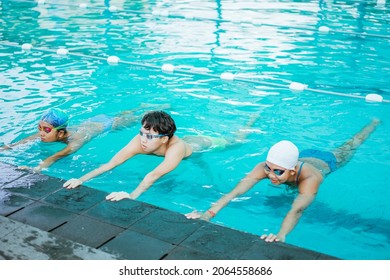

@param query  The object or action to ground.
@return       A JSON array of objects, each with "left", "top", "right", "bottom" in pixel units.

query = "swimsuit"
[
  {"left": 203, "top": 136, "right": 228, "bottom": 150},
  {"left": 299, "top": 149, "right": 337, "bottom": 172},
  {"left": 296, "top": 162, "right": 305, "bottom": 185},
  {"left": 85, "top": 114, "right": 115, "bottom": 132},
  {"left": 184, "top": 135, "right": 228, "bottom": 152}
]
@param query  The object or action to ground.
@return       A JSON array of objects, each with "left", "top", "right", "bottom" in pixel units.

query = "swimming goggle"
[
  {"left": 264, "top": 163, "right": 287, "bottom": 176},
  {"left": 139, "top": 130, "right": 168, "bottom": 140},
  {"left": 38, "top": 123, "right": 67, "bottom": 134},
  {"left": 38, "top": 124, "right": 59, "bottom": 133}
]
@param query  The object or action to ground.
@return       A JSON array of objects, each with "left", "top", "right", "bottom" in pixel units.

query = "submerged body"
[
  {"left": 1, "top": 108, "right": 140, "bottom": 172},
  {"left": 63, "top": 111, "right": 260, "bottom": 200},
  {"left": 186, "top": 119, "right": 380, "bottom": 243}
]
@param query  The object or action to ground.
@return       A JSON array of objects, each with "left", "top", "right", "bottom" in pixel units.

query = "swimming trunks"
[
  {"left": 85, "top": 114, "right": 114, "bottom": 132},
  {"left": 203, "top": 136, "right": 228, "bottom": 150},
  {"left": 299, "top": 149, "right": 337, "bottom": 172},
  {"left": 183, "top": 135, "right": 228, "bottom": 152}
]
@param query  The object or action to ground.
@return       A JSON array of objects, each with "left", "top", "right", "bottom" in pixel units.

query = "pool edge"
[{"left": 0, "top": 161, "right": 338, "bottom": 260}]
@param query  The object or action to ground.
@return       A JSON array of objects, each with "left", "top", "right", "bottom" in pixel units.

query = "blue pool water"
[{"left": 0, "top": 0, "right": 389, "bottom": 260}]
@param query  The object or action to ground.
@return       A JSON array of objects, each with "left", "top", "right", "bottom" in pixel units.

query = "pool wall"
[{"left": 0, "top": 161, "right": 337, "bottom": 260}]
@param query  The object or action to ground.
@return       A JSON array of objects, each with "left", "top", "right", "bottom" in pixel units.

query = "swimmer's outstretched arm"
[
  {"left": 63, "top": 136, "right": 139, "bottom": 189},
  {"left": 261, "top": 193, "right": 315, "bottom": 243},
  {"left": 0, "top": 133, "right": 39, "bottom": 150},
  {"left": 1, "top": 133, "right": 72, "bottom": 172},
  {"left": 185, "top": 163, "right": 265, "bottom": 220},
  {"left": 106, "top": 141, "right": 187, "bottom": 201},
  {"left": 33, "top": 145, "right": 74, "bottom": 172},
  {"left": 17, "top": 138, "right": 85, "bottom": 172},
  {"left": 261, "top": 175, "right": 319, "bottom": 243}
]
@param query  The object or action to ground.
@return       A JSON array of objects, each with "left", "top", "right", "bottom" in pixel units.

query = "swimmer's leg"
[
  {"left": 183, "top": 135, "right": 214, "bottom": 152},
  {"left": 226, "top": 112, "right": 261, "bottom": 146},
  {"left": 112, "top": 112, "right": 138, "bottom": 130},
  {"left": 183, "top": 113, "right": 260, "bottom": 152},
  {"left": 332, "top": 119, "right": 380, "bottom": 168}
]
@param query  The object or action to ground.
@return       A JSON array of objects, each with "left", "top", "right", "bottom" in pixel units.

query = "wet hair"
[
  {"left": 40, "top": 108, "right": 68, "bottom": 132},
  {"left": 141, "top": 111, "right": 176, "bottom": 138}
]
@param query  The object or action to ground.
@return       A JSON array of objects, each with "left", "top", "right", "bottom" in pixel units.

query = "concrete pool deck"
[{"left": 0, "top": 161, "right": 338, "bottom": 260}]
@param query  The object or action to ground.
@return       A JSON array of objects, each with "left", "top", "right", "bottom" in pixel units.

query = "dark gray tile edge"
[
  {"left": 0, "top": 216, "right": 119, "bottom": 260},
  {"left": 7, "top": 200, "right": 78, "bottom": 232},
  {"left": 100, "top": 229, "right": 175, "bottom": 260},
  {"left": 43, "top": 187, "right": 107, "bottom": 214},
  {"left": 84, "top": 199, "right": 159, "bottom": 228},
  {"left": 1, "top": 169, "right": 64, "bottom": 200},
  {"left": 238, "top": 238, "right": 336, "bottom": 260},
  {"left": 0, "top": 191, "right": 36, "bottom": 216},
  {"left": 51, "top": 215, "right": 125, "bottom": 248},
  {"left": 163, "top": 245, "right": 225, "bottom": 260},
  {"left": 127, "top": 207, "right": 204, "bottom": 245},
  {"left": 0, "top": 161, "right": 28, "bottom": 186},
  {"left": 0, "top": 161, "right": 339, "bottom": 260}
]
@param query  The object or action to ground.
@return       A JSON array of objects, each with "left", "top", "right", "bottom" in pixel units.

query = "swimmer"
[
  {"left": 181, "top": 112, "right": 259, "bottom": 152},
  {"left": 186, "top": 119, "right": 380, "bottom": 243},
  {"left": 0, "top": 105, "right": 162, "bottom": 172},
  {"left": 63, "top": 110, "right": 260, "bottom": 201}
]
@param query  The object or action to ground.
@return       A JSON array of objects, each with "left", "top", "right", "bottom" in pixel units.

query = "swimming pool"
[{"left": 0, "top": 0, "right": 389, "bottom": 260}]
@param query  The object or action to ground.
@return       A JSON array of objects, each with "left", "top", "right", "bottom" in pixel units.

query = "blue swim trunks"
[
  {"left": 86, "top": 114, "right": 114, "bottom": 132},
  {"left": 299, "top": 149, "right": 337, "bottom": 172}
]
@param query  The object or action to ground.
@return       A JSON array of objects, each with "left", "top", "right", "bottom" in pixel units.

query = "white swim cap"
[{"left": 266, "top": 140, "right": 299, "bottom": 170}]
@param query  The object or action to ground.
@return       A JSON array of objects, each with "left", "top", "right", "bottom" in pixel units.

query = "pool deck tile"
[
  {"left": 100, "top": 229, "right": 176, "bottom": 260},
  {"left": 0, "top": 162, "right": 26, "bottom": 186},
  {"left": 0, "top": 161, "right": 339, "bottom": 260},
  {"left": 127, "top": 208, "right": 203, "bottom": 245},
  {"left": 179, "top": 223, "right": 259, "bottom": 260},
  {"left": 0, "top": 191, "right": 35, "bottom": 216},
  {"left": 163, "top": 245, "right": 225, "bottom": 260},
  {"left": 0, "top": 215, "right": 22, "bottom": 238},
  {"left": 2, "top": 172, "right": 62, "bottom": 199},
  {"left": 239, "top": 239, "right": 322, "bottom": 260},
  {"left": 50, "top": 215, "right": 125, "bottom": 248},
  {"left": 44, "top": 187, "right": 107, "bottom": 213},
  {"left": 84, "top": 199, "right": 157, "bottom": 228},
  {"left": 0, "top": 216, "right": 118, "bottom": 260},
  {"left": 8, "top": 201, "right": 77, "bottom": 231}
]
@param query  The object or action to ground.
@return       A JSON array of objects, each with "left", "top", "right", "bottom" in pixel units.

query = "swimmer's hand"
[
  {"left": 63, "top": 178, "right": 83, "bottom": 189},
  {"left": 106, "top": 191, "right": 132, "bottom": 201},
  {"left": 17, "top": 165, "right": 31, "bottom": 170},
  {"left": 260, "top": 233, "right": 285, "bottom": 243},
  {"left": 185, "top": 210, "right": 213, "bottom": 221},
  {"left": 17, "top": 166, "right": 41, "bottom": 173}
]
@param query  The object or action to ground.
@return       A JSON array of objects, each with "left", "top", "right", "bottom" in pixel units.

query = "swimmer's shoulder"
[
  {"left": 169, "top": 136, "right": 193, "bottom": 157},
  {"left": 64, "top": 129, "right": 88, "bottom": 144}
]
